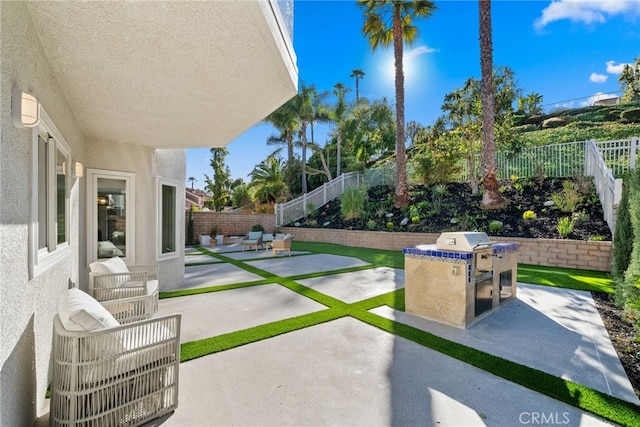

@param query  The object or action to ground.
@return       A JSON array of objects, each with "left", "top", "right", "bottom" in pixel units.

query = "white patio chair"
[
  {"left": 50, "top": 288, "right": 181, "bottom": 427},
  {"left": 89, "top": 257, "right": 159, "bottom": 321}
]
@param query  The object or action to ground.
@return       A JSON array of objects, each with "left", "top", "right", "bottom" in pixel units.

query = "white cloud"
[
  {"left": 405, "top": 45, "right": 437, "bottom": 61},
  {"left": 606, "top": 60, "right": 628, "bottom": 74},
  {"left": 579, "top": 92, "right": 618, "bottom": 107},
  {"left": 534, "top": 0, "right": 640, "bottom": 30},
  {"left": 589, "top": 72, "right": 608, "bottom": 83}
]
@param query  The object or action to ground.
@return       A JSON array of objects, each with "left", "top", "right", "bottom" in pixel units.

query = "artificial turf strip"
[
  {"left": 518, "top": 264, "right": 614, "bottom": 293},
  {"left": 180, "top": 308, "right": 348, "bottom": 362},
  {"left": 352, "top": 308, "right": 640, "bottom": 427},
  {"left": 159, "top": 280, "right": 272, "bottom": 299},
  {"left": 293, "top": 241, "right": 405, "bottom": 269}
]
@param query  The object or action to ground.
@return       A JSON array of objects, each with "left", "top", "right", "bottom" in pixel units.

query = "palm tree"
[
  {"left": 249, "top": 155, "right": 289, "bottom": 204},
  {"left": 332, "top": 83, "right": 350, "bottom": 176},
  {"left": 294, "top": 84, "right": 318, "bottom": 194},
  {"left": 479, "top": 0, "right": 505, "bottom": 209},
  {"left": 350, "top": 69, "right": 366, "bottom": 101},
  {"left": 358, "top": 0, "right": 436, "bottom": 208},
  {"left": 264, "top": 98, "right": 299, "bottom": 164},
  {"left": 187, "top": 176, "right": 197, "bottom": 190}
]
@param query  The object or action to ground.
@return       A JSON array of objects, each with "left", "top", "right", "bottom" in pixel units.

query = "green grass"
[
  {"left": 172, "top": 243, "right": 639, "bottom": 426},
  {"left": 518, "top": 264, "right": 614, "bottom": 293}
]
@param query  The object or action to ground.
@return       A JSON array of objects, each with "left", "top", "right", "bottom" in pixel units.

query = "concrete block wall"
[
  {"left": 279, "top": 227, "right": 612, "bottom": 272},
  {"left": 186, "top": 212, "right": 612, "bottom": 271},
  {"left": 188, "top": 212, "right": 276, "bottom": 242}
]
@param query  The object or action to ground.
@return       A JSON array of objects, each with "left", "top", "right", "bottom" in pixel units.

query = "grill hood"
[{"left": 435, "top": 232, "right": 493, "bottom": 252}]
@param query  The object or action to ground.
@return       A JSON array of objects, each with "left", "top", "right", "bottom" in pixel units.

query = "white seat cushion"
[
  {"left": 90, "top": 256, "right": 129, "bottom": 275},
  {"left": 58, "top": 288, "right": 120, "bottom": 332}
]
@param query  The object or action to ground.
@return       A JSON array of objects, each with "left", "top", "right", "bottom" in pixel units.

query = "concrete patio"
[{"left": 146, "top": 245, "right": 638, "bottom": 426}]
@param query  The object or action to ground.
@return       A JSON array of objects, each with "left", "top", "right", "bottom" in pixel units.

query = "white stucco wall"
[
  {"left": 1, "top": 2, "right": 85, "bottom": 424},
  {"left": 1, "top": 3, "right": 186, "bottom": 424},
  {"left": 83, "top": 143, "right": 186, "bottom": 290}
]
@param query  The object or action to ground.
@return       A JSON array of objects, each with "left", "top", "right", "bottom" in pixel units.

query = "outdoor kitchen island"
[{"left": 403, "top": 232, "right": 520, "bottom": 329}]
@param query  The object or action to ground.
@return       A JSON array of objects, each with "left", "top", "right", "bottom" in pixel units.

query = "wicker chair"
[
  {"left": 50, "top": 288, "right": 181, "bottom": 427},
  {"left": 89, "top": 257, "right": 159, "bottom": 322},
  {"left": 271, "top": 234, "right": 293, "bottom": 256},
  {"left": 242, "top": 231, "right": 264, "bottom": 252}
]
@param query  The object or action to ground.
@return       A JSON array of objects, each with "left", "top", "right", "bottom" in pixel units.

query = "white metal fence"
[
  {"left": 275, "top": 137, "right": 639, "bottom": 230},
  {"left": 275, "top": 172, "right": 364, "bottom": 227}
]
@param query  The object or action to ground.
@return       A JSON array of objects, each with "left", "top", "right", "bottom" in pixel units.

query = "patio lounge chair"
[
  {"left": 271, "top": 234, "right": 293, "bottom": 256},
  {"left": 242, "top": 231, "right": 263, "bottom": 251},
  {"left": 50, "top": 288, "right": 181, "bottom": 427},
  {"left": 89, "top": 257, "right": 159, "bottom": 322}
]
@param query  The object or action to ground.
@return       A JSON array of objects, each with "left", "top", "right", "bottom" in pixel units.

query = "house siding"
[
  {"left": 1, "top": 2, "right": 83, "bottom": 424},
  {"left": 1, "top": 3, "right": 187, "bottom": 424}
]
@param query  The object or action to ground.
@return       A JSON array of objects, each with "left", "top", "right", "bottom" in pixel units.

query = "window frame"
[
  {"left": 156, "top": 177, "right": 181, "bottom": 261},
  {"left": 86, "top": 169, "right": 136, "bottom": 265},
  {"left": 30, "top": 108, "right": 71, "bottom": 278}
]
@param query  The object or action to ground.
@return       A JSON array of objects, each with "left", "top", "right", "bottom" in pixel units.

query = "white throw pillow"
[
  {"left": 98, "top": 256, "right": 129, "bottom": 274},
  {"left": 58, "top": 288, "right": 120, "bottom": 332},
  {"left": 283, "top": 234, "right": 293, "bottom": 240}
]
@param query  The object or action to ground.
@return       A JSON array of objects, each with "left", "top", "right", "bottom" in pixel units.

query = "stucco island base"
[{"left": 404, "top": 248, "right": 518, "bottom": 329}]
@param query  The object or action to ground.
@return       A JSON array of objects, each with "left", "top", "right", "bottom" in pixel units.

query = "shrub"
[
  {"left": 620, "top": 108, "right": 640, "bottom": 123},
  {"left": 612, "top": 173, "right": 634, "bottom": 282},
  {"left": 251, "top": 224, "right": 264, "bottom": 232},
  {"left": 340, "top": 186, "right": 368, "bottom": 220},
  {"left": 589, "top": 234, "right": 606, "bottom": 241},
  {"left": 618, "top": 166, "right": 640, "bottom": 308},
  {"left": 556, "top": 217, "right": 574, "bottom": 238},
  {"left": 411, "top": 216, "right": 420, "bottom": 224},
  {"left": 572, "top": 211, "right": 590, "bottom": 223},
  {"left": 522, "top": 210, "right": 537, "bottom": 220},
  {"left": 366, "top": 219, "right": 377, "bottom": 230},
  {"left": 186, "top": 206, "right": 195, "bottom": 245},
  {"left": 551, "top": 180, "right": 583, "bottom": 212},
  {"left": 386, "top": 221, "right": 394, "bottom": 230},
  {"left": 542, "top": 116, "right": 570, "bottom": 129},
  {"left": 488, "top": 220, "right": 502, "bottom": 234}
]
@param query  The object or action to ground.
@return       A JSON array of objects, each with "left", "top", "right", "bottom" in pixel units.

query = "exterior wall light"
[
  {"left": 12, "top": 88, "right": 40, "bottom": 128},
  {"left": 74, "top": 161, "right": 84, "bottom": 178}
]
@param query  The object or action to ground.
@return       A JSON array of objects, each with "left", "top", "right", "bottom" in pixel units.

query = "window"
[
  {"left": 30, "top": 109, "right": 70, "bottom": 278},
  {"left": 157, "top": 178, "right": 180, "bottom": 260},
  {"left": 87, "top": 169, "right": 135, "bottom": 264}
]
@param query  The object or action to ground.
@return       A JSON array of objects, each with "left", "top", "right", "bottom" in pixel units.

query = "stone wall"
[
  {"left": 188, "top": 211, "right": 277, "bottom": 242},
  {"left": 279, "top": 227, "right": 612, "bottom": 272},
  {"left": 186, "top": 212, "right": 612, "bottom": 271}
]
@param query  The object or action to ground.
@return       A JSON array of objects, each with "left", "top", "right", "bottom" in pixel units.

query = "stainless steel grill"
[{"left": 436, "top": 232, "right": 496, "bottom": 317}]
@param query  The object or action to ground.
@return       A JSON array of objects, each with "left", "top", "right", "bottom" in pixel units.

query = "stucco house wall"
[{"left": 1, "top": 2, "right": 186, "bottom": 424}]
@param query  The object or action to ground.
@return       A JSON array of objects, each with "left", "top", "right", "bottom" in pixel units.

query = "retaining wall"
[
  {"left": 279, "top": 227, "right": 612, "bottom": 272},
  {"left": 186, "top": 212, "right": 612, "bottom": 271}
]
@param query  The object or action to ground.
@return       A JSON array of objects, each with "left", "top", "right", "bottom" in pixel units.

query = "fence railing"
[
  {"left": 275, "top": 172, "right": 364, "bottom": 227},
  {"left": 275, "top": 137, "right": 639, "bottom": 230},
  {"left": 585, "top": 139, "right": 618, "bottom": 231}
]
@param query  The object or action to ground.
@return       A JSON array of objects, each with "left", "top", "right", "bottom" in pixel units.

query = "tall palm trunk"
[
  {"left": 479, "top": 0, "right": 505, "bottom": 209},
  {"left": 393, "top": 6, "right": 409, "bottom": 208},
  {"left": 300, "top": 123, "right": 308, "bottom": 194}
]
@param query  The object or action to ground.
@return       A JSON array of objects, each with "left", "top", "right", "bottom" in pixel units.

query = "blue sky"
[{"left": 186, "top": 0, "right": 640, "bottom": 189}]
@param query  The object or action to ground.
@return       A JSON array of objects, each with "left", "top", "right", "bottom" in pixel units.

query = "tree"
[
  {"left": 479, "top": 0, "right": 506, "bottom": 209},
  {"left": 619, "top": 56, "right": 640, "bottom": 103},
  {"left": 350, "top": 69, "right": 366, "bottom": 101},
  {"left": 341, "top": 97, "right": 396, "bottom": 164},
  {"left": 249, "top": 155, "right": 289, "bottom": 204},
  {"left": 264, "top": 98, "right": 299, "bottom": 164},
  {"left": 203, "top": 147, "right": 231, "bottom": 211},
  {"left": 358, "top": 0, "right": 437, "bottom": 208},
  {"left": 187, "top": 176, "right": 197, "bottom": 190},
  {"left": 517, "top": 92, "right": 543, "bottom": 115},
  {"left": 331, "top": 82, "right": 350, "bottom": 176}
]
